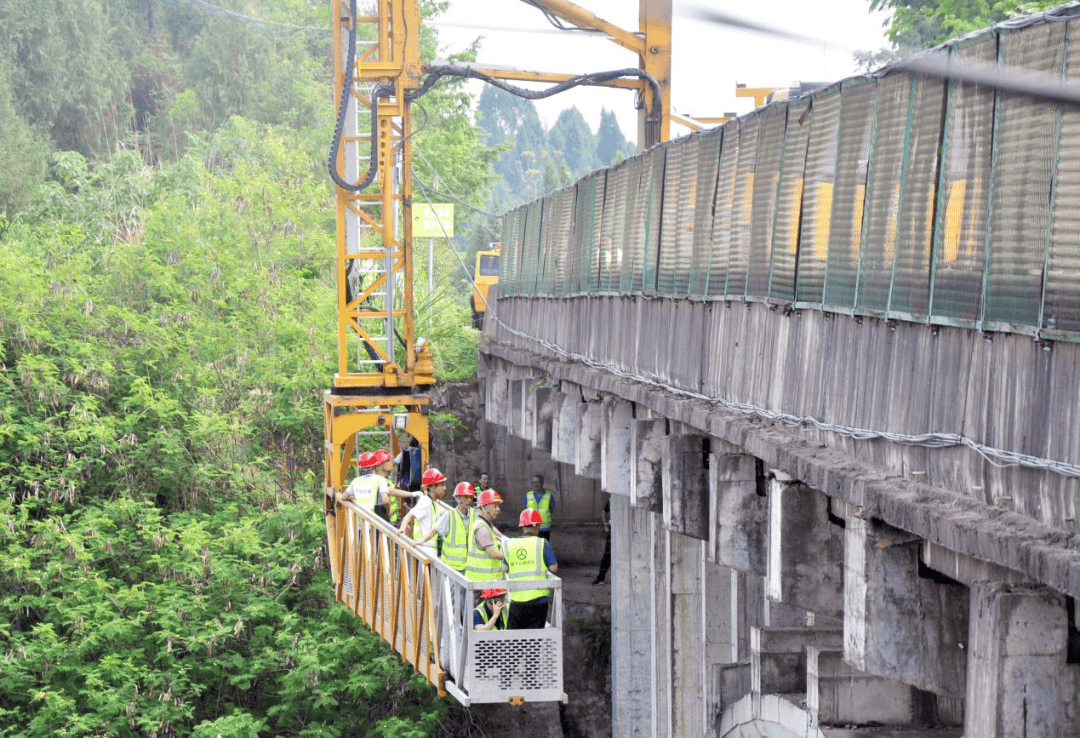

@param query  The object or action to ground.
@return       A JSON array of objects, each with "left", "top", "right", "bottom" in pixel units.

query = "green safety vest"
[
  {"left": 348, "top": 474, "right": 383, "bottom": 511},
  {"left": 442, "top": 506, "right": 475, "bottom": 572},
  {"left": 411, "top": 495, "right": 438, "bottom": 544},
  {"left": 474, "top": 602, "right": 508, "bottom": 630},
  {"left": 465, "top": 516, "right": 504, "bottom": 582},
  {"left": 505, "top": 536, "right": 549, "bottom": 603},
  {"left": 526, "top": 490, "right": 553, "bottom": 529}
]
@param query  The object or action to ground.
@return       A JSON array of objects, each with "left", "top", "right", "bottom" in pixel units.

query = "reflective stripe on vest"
[
  {"left": 506, "top": 536, "right": 548, "bottom": 602},
  {"left": 442, "top": 507, "right": 475, "bottom": 571},
  {"left": 526, "top": 490, "right": 553, "bottom": 529},
  {"left": 348, "top": 474, "right": 382, "bottom": 511},
  {"left": 411, "top": 496, "right": 438, "bottom": 542},
  {"left": 474, "top": 603, "right": 507, "bottom": 630},
  {"left": 465, "top": 516, "right": 504, "bottom": 582}
]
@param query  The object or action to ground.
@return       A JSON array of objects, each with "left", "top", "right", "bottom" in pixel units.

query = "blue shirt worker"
[
  {"left": 525, "top": 474, "right": 555, "bottom": 540},
  {"left": 473, "top": 588, "right": 509, "bottom": 631},
  {"left": 506, "top": 509, "right": 558, "bottom": 630}
]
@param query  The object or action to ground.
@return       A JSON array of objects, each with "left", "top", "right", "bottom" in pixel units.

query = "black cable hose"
[
  {"left": 408, "top": 65, "right": 663, "bottom": 146},
  {"left": 328, "top": 0, "right": 391, "bottom": 193}
]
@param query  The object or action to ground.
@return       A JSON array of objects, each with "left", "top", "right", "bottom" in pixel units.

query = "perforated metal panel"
[
  {"left": 546, "top": 187, "right": 575, "bottom": 296},
  {"left": 983, "top": 24, "right": 1063, "bottom": 329},
  {"left": 796, "top": 89, "right": 842, "bottom": 306},
  {"left": 1046, "top": 19, "right": 1080, "bottom": 333},
  {"left": 858, "top": 73, "right": 911, "bottom": 312},
  {"left": 599, "top": 160, "right": 631, "bottom": 293},
  {"left": 705, "top": 121, "right": 741, "bottom": 296},
  {"left": 823, "top": 79, "right": 875, "bottom": 311},
  {"left": 658, "top": 135, "right": 699, "bottom": 296},
  {"left": 466, "top": 629, "right": 564, "bottom": 703},
  {"left": 726, "top": 113, "right": 759, "bottom": 297},
  {"left": 747, "top": 107, "right": 787, "bottom": 298},
  {"left": 769, "top": 101, "right": 811, "bottom": 302},
  {"left": 688, "top": 128, "right": 723, "bottom": 297},
  {"left": 890, "top": 73, "right": 945, "bottom": 317},
  {"left": 639, "top": 147, "right": 667, "bottom": 293},
  {"left": 931, "top": 38, "right": 997, "bottom": 322}
]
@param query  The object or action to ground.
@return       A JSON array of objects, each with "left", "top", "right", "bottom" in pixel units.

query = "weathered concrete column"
[
  {"left": 576, "top": 391, "right": 602, "bottom": 480},
  {"left": 550, "top": 385, "right": 581, "bottom": 466},
  {"left": 767, "top": 478, "right": 843, "bottom": 619},
  {"left": 965, "top": 582, "right": 1068, "bottom": 738},
  {"left": 844, "top": 515, "right": 968, "bottom": 698},
  {"left": 664, "top": 426, "right": 709, "bottom": 540},
  {"left": 612, "top": 498, "right": 666, "bottom": 738},
  {"left": 483, "top": 370, "right": 509, "bottom": 426},
  {"left": 601, "top": 398, "right": 633, "bottom": 495},
  {"left": 531, "top": 385, "right": 554, "bottom": 452},
  {"left": 708, "top": 441, "right": 766, "bottom": 574},
  {"left": 630, "top": 416, "right": 665, "bottom": 511},
  {"left": 671, "top": 532, "right": 706, "bottom": 737}
]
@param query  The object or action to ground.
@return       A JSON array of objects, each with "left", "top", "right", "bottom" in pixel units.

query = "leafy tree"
[
  {"left": 870, "top": 0, "right": 1062, "bottom": 47},
  {"left": 476, "top": 86, "right": 549, "bottom": 208},
  {"left": 0, "top": 64, "right": 48, "bottom": 219}
]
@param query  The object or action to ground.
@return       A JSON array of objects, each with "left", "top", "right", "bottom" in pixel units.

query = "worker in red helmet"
[
  {"left": 341, "top": 447, "right": 419, "bottom": 517},
  {"left": 442, "top": 482, "right": 477, "bottom": 575},
  {"left": 398, "top": 467, "right": 447, "bottom": 554},
  {"left": 506, "top": 509, "right": 558, "bottom": 630},
  {"left": 473, "top": 588, "right": 509, "bottom": 631},
  {"left": 465, "top": 489, "right": 507, "bottom": 585}
]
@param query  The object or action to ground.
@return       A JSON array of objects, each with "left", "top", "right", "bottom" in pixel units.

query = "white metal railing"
[{"left": 328, "top": 497, "right": 565, "bottom": 704}]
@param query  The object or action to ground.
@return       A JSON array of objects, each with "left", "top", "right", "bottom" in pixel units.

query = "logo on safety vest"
[{"left": 515, "top": 548, "right": 528, "bottom": 561}]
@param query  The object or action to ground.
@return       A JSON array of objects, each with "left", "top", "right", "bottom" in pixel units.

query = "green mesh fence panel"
[
  {"left": 689, "top": 128, "right": 723, "bottom": 297},
  {"left": 823, "top": 79, "right": 875, "bottom": 311},
  {"left": 618, "top": 156, "right": 647, "bottom": 293},
  {"left": 857, "top": 73, "right": 912, "bottom": 313},
  {"left": 726, "top": 113, "right": 759, "bottom": 297},
  {"left": 982, "top": 24, "right": 1063, "bottom": 329},
  {"left": 599, "top": 160, "right": 631, "bottom": 294},
  {"left": 930, "top": 38, "right": 997, "bottom": 323},
  {"left": 582, "top": 173, "right": 605, "bottom": 294},
  {"left": 500, "top": 210, "right": 521, "bottom": 295},
  {"left": 796, "top": 89, "right": 842, "bottom": 306},
  {"left": 705, "top": 120, "right": 740, "bottom": 297},
  {"left": 658, "top": 137, "right": 699, "bottom": 295},
  {"left": 889, "top": 73, "right": 946, "bottom": 317},
  {"left": 1045, "top": 19, "right": 1080, "bottom": 333},
  {"left": 769, "top": 100, "right": 811, "bottom": 302},
  {"left": 747, "top": 106, "right": 787, "bottom": 298},
  {"left": 546, "top": 186, "right": 576, "bottom": 296},
  {"left": 640, "top": 147, "right": 667, "bottom": 292},
  {"left": 520, "top": 199, "right": 544, "bottom": 296}
]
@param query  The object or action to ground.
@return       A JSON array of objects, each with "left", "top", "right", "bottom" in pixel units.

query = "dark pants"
[{"left": 508, "top": 598, "right": 549, "bottom": 629}]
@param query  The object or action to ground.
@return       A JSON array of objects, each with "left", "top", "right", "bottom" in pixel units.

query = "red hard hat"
[
  {"left": 370, "top": 449, "right": 392, "bottom": 466},
  {"left": 481, "top": 588, "right": 508, "bottom": 599},
  {"left": 358, "top": 451, "right": 375, "bottom": 469},
  {"left": 453, "top": 482, "right": 475, "bottom": 497},
  {"left": 476, "top": 489, "right": 502, "bottom": 507},
  {"left": 422, "top": 468, "right": 446, "bottom": 486},
  {"left": 518, "top": 509, "right": 543, "bottom": 527}
]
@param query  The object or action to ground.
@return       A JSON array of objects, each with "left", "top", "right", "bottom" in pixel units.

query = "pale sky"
[{"left": 431, "top": 0, "right": 892, "bottom": 143}]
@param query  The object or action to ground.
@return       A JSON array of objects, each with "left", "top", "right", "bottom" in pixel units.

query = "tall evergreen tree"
[
  {"left": 548, "top": 106, "right": 600, "bottom": 180},
  {"left": 476, "top": 86, "right": 548, "bottom": 208},
  {"left": 596, "top": 108, "right": 635, "bottom": 167}
]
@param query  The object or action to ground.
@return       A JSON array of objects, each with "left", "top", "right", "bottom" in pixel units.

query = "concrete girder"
[
  {"left": 844, "top": 516, "right": 969, "bottom": 699},
  {"left": 601, "top": 397, "right": 634, "bottom": 496},
  {"left": 631, "top": 417, "right": 666, "bottom": 510},
  {"left": 664, "top": 426, "right": 710, "bottom": 540},
  {"left": 766, "top": 479, "right": 844, "bottom": 619},
  {"left": 708, "top": 441, "right": 767, "bottom": 575}
]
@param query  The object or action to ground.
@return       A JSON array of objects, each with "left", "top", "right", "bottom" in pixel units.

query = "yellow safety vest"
[
  {"left": 465, "top": 516, "right": 504, "bottom": 582},
  {"left": 474, "top": 603, "right": 507, "bottom": 630},
  {"left": 347, "top": 474, "right": 382, "bottom": 511},
  {"left": 506, "top": 536, "right": 549, "bottom": 603},
  {"left": 526, "top": 490, "right": 553, "bottom": 530},
  {"left": 442, "top": 506, "right": 475, "bottom": 572},
  {"left": 411, "top": 495, "right": 438, "bottom": 543}
]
